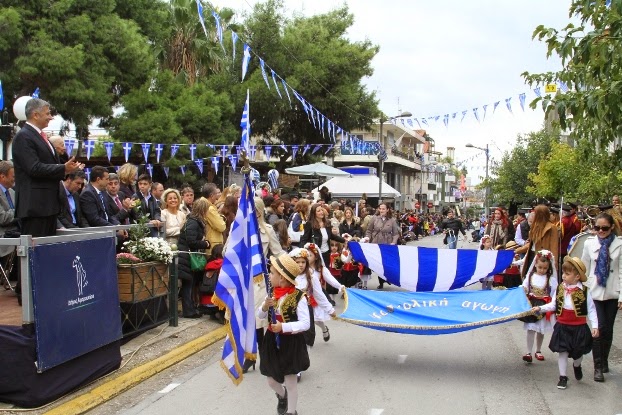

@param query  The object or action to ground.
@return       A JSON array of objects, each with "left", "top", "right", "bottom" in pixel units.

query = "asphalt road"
[{"left": 90, "top": 234, "right": 622, "bottom": 415}]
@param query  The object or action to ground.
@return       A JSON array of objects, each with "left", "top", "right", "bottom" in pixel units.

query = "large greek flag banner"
[
  {"left": 339, "top": 287, "right": 531, "bottom": 335},
  {"left": 349, "top": 243, "right": 514, "bottom": 291},
  {"left": 213, "top": 176, "right": 265, "bottom": 384}
]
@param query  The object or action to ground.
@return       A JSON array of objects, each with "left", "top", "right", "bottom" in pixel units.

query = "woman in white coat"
[{"left": 581, "top": 212, "right": 622, "bottom": 382}]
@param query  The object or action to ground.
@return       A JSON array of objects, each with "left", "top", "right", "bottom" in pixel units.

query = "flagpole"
[{"left": 240, "top": 150, "right": 280, "bottom": 348}]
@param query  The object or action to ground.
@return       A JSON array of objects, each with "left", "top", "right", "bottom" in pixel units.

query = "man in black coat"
[
  {"left": 58, "top": 170, "right": 89, "bottom": 229},
  {"left": 440, "top": 210, "right": 466, "bottom": 247},
  {"left": 133, "top": 174, "right": 161, "bottom": 237},
  {"left": 12, "top": 98, "right": 84, "bottom": 236},
  {"left": 80, "top": 166, "right": 119, "bottom": 227}
]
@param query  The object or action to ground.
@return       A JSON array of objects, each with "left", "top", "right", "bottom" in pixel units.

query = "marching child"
[
  {"left": 258, "top": 253, "right": 310, "bottom": 415},
  {"left": 304, "top": 243, "right": 344, "bottom": 342},
  {"left": 532, "top": 256, "right": 599, "bottom": 390},
  {"left": 199, "top": 244, "right": 225, "bottom": 324},
  {"left": 479, "top": 235, "right": 494, "bottom": 290},
  {"left": 340, "top": 243, "right": 360, "bottom": 289},
  {"left": 328, "top": 241, "right": 343, "bottom": 284},
  {"left": 521, "top": 250, "right": 558, "bottom": 363}
]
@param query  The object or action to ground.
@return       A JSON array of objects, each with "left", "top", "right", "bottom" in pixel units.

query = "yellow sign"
[{"left": 545, "top": 84, "right": 558, "bottom": 93}]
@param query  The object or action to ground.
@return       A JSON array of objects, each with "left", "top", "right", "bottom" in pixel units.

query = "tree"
[
  {"left": 207, "top": 0, "right": 380, "bottom": 170},
  {"left": 523, "top": 1, "right": 622, "bottom": 151},
  {"left": 528, "top": 142, "right": 580, "bottom": 199},
  {"left": 489, "top": 128, "right": 559, "bottom": 207},
  {"left": 0, "top": 0, "right": 156, "bottom": 137}
]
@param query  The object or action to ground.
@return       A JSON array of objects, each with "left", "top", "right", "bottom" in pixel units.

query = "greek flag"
[
  {"left": 349, "top": 243, "right": 514, "bottom": 291},
  {"left": 240, "top": 89, "right": 250, "bottom": 153},
  {"left": 195, "top": 0, "right": 208, "bottom": 38},
  {"left": 212, "top": 176, "right": 265, "bottom": 384}
]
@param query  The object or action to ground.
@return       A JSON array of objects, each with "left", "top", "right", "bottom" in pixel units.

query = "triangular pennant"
[
  {"left": 141, "top": 143, "right": 151, "bottom": 163},
  {"left": 312, "top": 145, "right": 322, "bottom": 154},
  {"left": 242, "top": 44, "right": 251, "bottom": 81},
  {"left": 104, "top": 142, "right": 114, "bottom": 162},
  {"left": 443, "top": 114, "right": 449, "bottom": 128},
  {"left": 155, "top": 143, "right": 165, "bottom": 163},
  {"left": 260, "top": 59, "right": 271, "bottom": 89},
  {"left": 170, "top": 144, "right": 180, "bottom": 158},
  {"left": 281, "top": 78, "right": 292, "bottom": 108},
  {"left": 493, "top": 101, "right": 500, "bottom": 113},
  {"left": 460, "top": 110, "right": 468, "bottom": 122},
  {"left": 291, "top": 145, "right": 299, "bottom": 159},
  {"left": 505, "top": 97, "right": 513, "bottom": 114},
  {"left": 180, "top": 165, "right": 186, "bottom": 175},
  {"left": 146, "top": 163, "right": 153, "bottom": 177},
  {"left": 123, "top": 142, "right": 133, "bottom": 162},
  {"left": 195, "top": 158, "right": 204, "bottom": 174},
  {"left": 533, "top": 87, "right": 541, "bottom": 98},
  {"left": 163, "top": 167, "right": 170, "bottom": 178},
  {"left": 84, "top": 140, "right": 95, "bottom": 161},
  {"left": 271, "top": 69, "right": 282, "bottom": 98},
  {"left": 519, "top": 93, "right": 526, "bottom": 112},
  {"left": 211, "top": 157, "right": 219, "bottom": 175},
  {"left": 473, "top": 108, "right": 480, "bottom": 123},
  {"left": 65, "top": 139, "right": 75, "bottom": 157},
  {"left": 324, "top": 145, "right": 334, "bottom": 155},
  {"left": 407, "top": 119, "right": 414, "bottom": 127},
  {"left": 249, "top": 145, "right": 257, "bottom": 161},
  {"left": 303, "top": 144, "right": 311, "bottom": 156},
  {"left": 482, "top": 104, "right": 488, "bottom": 121},
  {"left": 229, "top": 154, "right": 238, "bottom": 171},
  {"left": 220, "top": 145, "right": 228, "bottom": 159},
  {"left": 421, "top": 118, "right": 429, "bottom": 126},
  {"left": 232, "top": 31, "right": 238, "bottom": 60},
  {"left": 264, "top": 145, "right": 272, "bottom": 160},
  {"left": 84, "top": 168, "right": 91, "bottom": 182},
  {"left": 189, "top": 144, "right": 197, "bottom": 160},
  {"left": 211, "top": 11, "right": 225, "bottom": 53}
]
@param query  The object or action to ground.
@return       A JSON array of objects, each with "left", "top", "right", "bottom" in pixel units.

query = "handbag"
[
  {"left": 287, "top": 213, "right": 305, "bottom": 243},
  {"left": 190, "top": 252, "right": 207, "bottom": 272}
]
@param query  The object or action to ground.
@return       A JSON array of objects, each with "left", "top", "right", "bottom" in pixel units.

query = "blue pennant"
[
  {"left": 163, "top": 167, "right": 170, "bottom": 178},
  {"left": 84, "top": 140, "right": 95, "bottom": 161},
  {"left": 189, "top": 144, "right": 197, "bottom": 161},
  {"left": 104, "top": 142, "right": 114, "bottom": 161},
  {"left": 195, "top": 158, "right": 204, "bottom": 174},
  {"left": 170, "top": 144, "right": 180, "bottom": 158},
  {"left": 155, "top": 143, "right": 165, "bottom": 163},
  {"left": 141, "top": 143, "right": 151, "bottom": 163},
  {"left": 211, "top": 157, "right": 219, "bottom": 175}
]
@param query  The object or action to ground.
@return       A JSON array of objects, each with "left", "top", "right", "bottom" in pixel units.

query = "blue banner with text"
[
  {"left": 30, "top": 236, "right": 121, "bottom": 371},
  {"left": 339, "top": 287, "right": 532, "bottom": 335}
]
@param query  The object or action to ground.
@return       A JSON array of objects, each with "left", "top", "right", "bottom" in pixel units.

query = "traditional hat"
[
  {"left": 505, "top": 241, "right": 519, "bottom": 250},
  {"left": 271, "top": 254, "right": 301, "bottom": 285},
  {"left": 289, "top": 247, "right": 308, "bottom": 259},
  {"left": 563, "top": 256, "right": 587, "bottom": 282}
]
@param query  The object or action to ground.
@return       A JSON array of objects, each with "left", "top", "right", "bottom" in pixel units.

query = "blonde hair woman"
[
  {"left": 160, "top": 188, "right": 186, "bottom": 245},
  {"left": 117, "top": 163, "right": 138, "bottom": 200}
]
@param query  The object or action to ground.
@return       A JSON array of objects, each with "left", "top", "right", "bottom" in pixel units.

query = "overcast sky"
[{"left": 220, "top": 0, "right": 573, "bottom": 179}]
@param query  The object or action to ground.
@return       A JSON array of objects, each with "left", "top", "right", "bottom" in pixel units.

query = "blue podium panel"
[{"left": 30, "top": 237, "right": 122, "bottom": 372}]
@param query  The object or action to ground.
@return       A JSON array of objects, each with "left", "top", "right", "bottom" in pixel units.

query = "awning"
[
  {"left": 312, "top": 174, "right": 401, "bottom": 198},
  {"left": 284, "top": 162, "right": 350, "bottom": 177}
]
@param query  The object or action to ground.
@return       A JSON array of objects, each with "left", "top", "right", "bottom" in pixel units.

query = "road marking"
[
  {"left": 158, "top": 383, "right": 181, "bottom": 394},
  {"left": 397, "top": 354, "right": 408, "bottom": 364},
  {"left": 369, "top": 409, "right": 384, "bottom": 415}
]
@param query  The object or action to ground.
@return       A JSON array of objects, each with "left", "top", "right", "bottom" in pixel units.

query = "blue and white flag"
[
  {"left": 229, "top": 154, "right": 238, "bottom": 171},
  {"left": 493, "top": 100, "right": 501, "bottom": 113},
  {"left": 505, "top": 97, "right": 513, "bottom": 114},
  {"left": 163, "top": 167, "right": 170, "bottom": 178},
  {"left": 534, "top": 87, "right": 542, "bottom": 98},
  {"left": 65, "top": 139, "right": 75, "bottom": 157},
  {"left": 519, "top": 93, "right": 526, "bottom": 112},
  {"left": 271, "top": 70, "right": 282, "bottom": 98},
  {"left": 349, "top": 243, "right": 514, "bottom": 291},
  {"left": 264, "top": 145, "right": 272, "bottom": 160},
  {"left": 180, "top": 165, "right": 186, "bottom": 175},
  {"left": 482, "top": 104, "right": 488, "bottom": 121},
  {"left": 211, "top": 156, "right": 220, "bottom": 174},
  {"left": 213, "top": 176, "right": 264, "bottom": 384},
  {"left": 0, "top": 80, "right": 4, "bottom": 110},
  {"left": 189, "top": 143, "right": 197, "bottom": 160},
  {"left": 260, "top": 59, "right": 271, "bottom": 89},
  {"left": 312, "top": 145, "right": 322, "bottom": 154},
  {"left": 473, "top": 107, "right": 480, "bottom": 123},
  {"left": 195, "top": 0, "right": 209, "bottom": 38},
  {"left": 559, "top": 81, "right": 569, "bottom": 93},
  {"left": 195, "top": 158, "right": 204, "bottom": 174},
  {"left": 212, "top": 11, "right": 225, "bottom": 52},
  {"left": 339, "top": 287, "right": 531, "bottom": 335},
  {"left": 84, "top": 168, "right": 91, "bottom": 182},
  {"left": 170, "top": 144, "right": 180, "bottom": 159},
  {"left": 141, "top": 143, "right": 151, "bottom": 163},
  {"left": 460, "top": 110, "right": 467, "bottom": 122},
  {"left": 123, "top": 142, "right": 133, "bottom": 162},
  {"left": 32, "top": 87, "right": 40, "bottom": 99},
  {"left": 302, "top": 144, "right": 311, "bottom": 156},
  {"left": 104, "top": 142, "right": 114, "bottom": 161},
  {"left": 232, "top": 31, "right": 238, "bottom": 60},
  {"left": 242, "top": 44, "right": 251, "bottom": 81},
  {"left": 281, "top": 79, "right": 292, "bottom": 107},
  {"left": 240, "top": 89, "right": 250, "bottom": 153},
  {"left": 146, "top": 163, "right": 153, "bottom": 177},
  {"left": 155, "top": 143, "right": 165, "bottom": 163},
  {"left": 84, "top": 140, "right": 95, "bottom": 160}
]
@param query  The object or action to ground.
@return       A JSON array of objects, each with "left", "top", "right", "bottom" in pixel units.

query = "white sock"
[
  {"left": 573, "top": 356, "right": 583, "bottom": 367},
  {"left": 558, "top": 352, "right": 569, "bottom": 377},
  {"left": 526, "top": 330, "right": 535, "bottom": 354},
  {"left": 267, "top": 377, "right": 285, "bottom": 398},
  {"left": 284, "top": 374, "right": 298, "bottom": 413},
  {"left": 535, "top": 332, "right": 544, "bottom": 352}
]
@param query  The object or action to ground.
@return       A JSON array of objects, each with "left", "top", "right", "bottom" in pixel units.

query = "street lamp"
[
  {"left": 378, "top": 111, "right": 412, "bottom": 205},
  {"left": 465, "top": 143, "right": 490, "bottom": 218}
]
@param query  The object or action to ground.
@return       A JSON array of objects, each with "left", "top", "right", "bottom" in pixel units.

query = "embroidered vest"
[
  {"left": 278, "top": 289, "right": 304, "bottom": 323},
  {"left": 555, "top": 284, "right": 588, "bottom": 317}
]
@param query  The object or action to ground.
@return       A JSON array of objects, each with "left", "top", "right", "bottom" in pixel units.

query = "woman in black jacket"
[
  {"left": 177, "top": 198, "right": 211, "bottom": 318},
  {"left": 301, "top": 203, "right": 347, "bottom": 266},
  {"left": 339, "top": 207, "right": 362, "bottom": 238}
]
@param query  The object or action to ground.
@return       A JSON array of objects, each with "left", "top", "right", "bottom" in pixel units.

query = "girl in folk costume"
[
  {"left": 258, "top": 254, "right": 310, "bottom": 415},
  {"left": 532, "top": 257, "right": 599, "bottom": 390},
  {"left": 479, "top": 235, "right": 494, "bottom": 290},
  {"left": 494, "top": 241, "right": 522, "bottom": 289},
  {"left": 484, "top": 208, "right": 509, "bottom": 248},
  {"left": 340, "top": 243, "right": 361, "bottom": 289},
  {"left": 520, "top": 250, "right": 558, "bottom": 364},
  {"left": 304, "top": 242, "right": 345, "bottom": 341},
  {"left": 328, "top": 240, "right": 343, "bottom": 284}
]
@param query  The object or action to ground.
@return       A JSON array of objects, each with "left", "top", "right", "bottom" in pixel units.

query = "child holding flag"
[{"left": 258, "top": 253, "right": 310, "bottom": 415}]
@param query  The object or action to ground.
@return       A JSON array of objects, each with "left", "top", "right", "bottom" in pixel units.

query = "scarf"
[
  {"left": 273, "top": 286, "right": 295, "bottom": 300},
  {"left": 205, "top": 258, "right": 223, "bottom": 271},
  {"left": 595, "top": 233, "right": 615, "bottom": 287}
]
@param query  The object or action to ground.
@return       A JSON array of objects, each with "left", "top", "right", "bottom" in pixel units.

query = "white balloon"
[{"left": 13, "top": 96, "right": 32, "bottom": 121}]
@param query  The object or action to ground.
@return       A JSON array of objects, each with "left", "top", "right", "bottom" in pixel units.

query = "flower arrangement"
[{"left": 118, "top": 201, "right": 174, "bottom": 265}]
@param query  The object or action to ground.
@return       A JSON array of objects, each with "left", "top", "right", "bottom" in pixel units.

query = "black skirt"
[
  {"left": 549, "top": 323, "right": 593, "bottom": 359},
  {"left": 341, "top": 270, "right": 360, "bottom": 288},
  {"left": 259, "top": 330, "right": 310, "bottom": 383}
]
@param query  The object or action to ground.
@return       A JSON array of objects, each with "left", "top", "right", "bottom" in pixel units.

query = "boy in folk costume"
[
  {"left": 258, "top": 254, "right": 311, "bottom": 415},
  {"left": 532, "top": 256, "right": 599, "bottom": 390}
]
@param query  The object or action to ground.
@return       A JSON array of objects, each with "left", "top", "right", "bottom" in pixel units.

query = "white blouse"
[{"left": 256, "top": 293, "right": 310, "bottom": 334}]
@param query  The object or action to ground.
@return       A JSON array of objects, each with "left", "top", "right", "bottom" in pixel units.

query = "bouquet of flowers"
[
  {"left": 122, "top": 237, "right": 174, "bottom": 264},
  {"left": 116, "top": 252, "right": 142, "bottom": 265}
]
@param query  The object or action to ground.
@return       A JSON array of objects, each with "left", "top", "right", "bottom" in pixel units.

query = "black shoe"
[
  {"left": 322, "top": 327, "right": 330, "bottom": 342},
  {"left": 573, "top": 364, "right": 583, "bottom": 380},
  {"left": 182, "top": 313, "right": 201, "bottom": 319},
  {"left": 242, "top": 359, "right": 255, "bottom": 373},
  {"left": 557, "top": 376, "right": 568, "bottom": 389},
  {"left": 276, "top": 387, "right": 287, "bottom": 415},
  {"left": 377, "top": 284, "right": 384, "bottom": 289}
]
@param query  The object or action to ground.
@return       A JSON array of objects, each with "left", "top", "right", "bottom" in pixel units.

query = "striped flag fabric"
[
  {"left": 212, "top": 176, "right": 265, "bottom": 384},
  {"left": 349, "top": 242, "right": 514, "bottom": 292},
  {"left": 240, "top": 89, "right": 250, "bottom": 153}
]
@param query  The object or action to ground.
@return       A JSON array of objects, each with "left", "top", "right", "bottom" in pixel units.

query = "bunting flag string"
[
  {"left": 65, "top": 139, "right": 75, "bottom": 157},
  {"left": 146, "top": 163, "right": 153, "bottom": 177},
  {"left": 241, "top": 44, "right": 251, "bottom": 82},
  {"left": 260, "top": 59, "right": 271, "bottom": 90},
  {"left": 211, "top": 156, "right": 219, "bottom": 174},
  {"left": 232, "top": 32, "right": 238, "bottom": 61},
  {"left": 141, "top": 143, "right": 151, "bottom": 163},
  {"left": 163, "top": 167, "right": 170, "bottom": 178},
  {"left": 155, "top": 143, "right": 164, "bottom": 163},
  {"left": 212, "top": 11, "right": 225, "bottom": 52},
  {"left": 84, "top": 140, "right": 95, "bottom": 161},
  {"left": 271, "top": 69, "right": 282, "bottom": 99},
  {"left": 104, "top": 142, "right": 114, "bottom": 161},
  {"left": 189, "top": 144, "right": 197, "bottom": 161},
  {"left": 195, "top": 158, "right": 204, "bottom": 174}
]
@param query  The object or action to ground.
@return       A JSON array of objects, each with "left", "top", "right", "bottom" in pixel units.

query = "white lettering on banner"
[
  {"left": 67, "top": 294, "right": 96, "bottom": 307},
  {"left": 461, "top": 301, "right": 510, "bottom": 314},
  {"left": 370, "top": 297, "right": 449, "bottom": 319}
]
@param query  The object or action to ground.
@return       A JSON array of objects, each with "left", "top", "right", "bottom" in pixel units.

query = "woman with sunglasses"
[{"left": 581, "top": 212, "right": 622, "bottom": 383}]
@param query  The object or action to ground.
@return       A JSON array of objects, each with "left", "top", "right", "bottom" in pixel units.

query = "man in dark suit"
[
  {"left": 58, "top": 170, "right": 89, "bottom": 229},
  {"left": 105, "top": 173, "right": 134, "bottom": 225},
  {"left": 80, "top": 166, "right": 119, "bottom": 227},
  {"left": 0, "top": 161, "right": 19, "bottom": 295},
  {"left": 12, "top": 98, "right": 84, "bottom": 237},
  {"left": 133, "top": 174, "right": 161, "bottom": 236}
]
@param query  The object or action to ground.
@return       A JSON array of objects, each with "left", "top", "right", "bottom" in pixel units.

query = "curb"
[{"left": 44, "top": 326, "right": 228, "bottom": 415}]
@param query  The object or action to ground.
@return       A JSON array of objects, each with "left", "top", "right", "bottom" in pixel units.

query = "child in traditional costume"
[
  {"left": 520, "top": 249, "right": 558, "bottom": 363},
  {"left": 340, "top": 243, "right": 360, "bottom": 289},
  {"left": 532, "top": 256, "right": 599, "bottom": 390},
  {"left": 258, "top": 253, "right": 310, "bottom": 415},
  {"left": 479, "top": 235, "right": 494, "bottom": 290}
]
